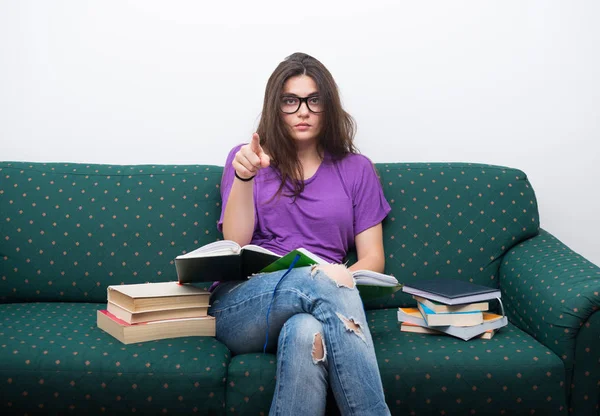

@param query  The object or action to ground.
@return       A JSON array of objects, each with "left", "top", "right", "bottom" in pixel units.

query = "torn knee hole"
[
  {"left": 336, "top": 312, "right": 366, "bottom": 342},
  {"left": 312, "top": 332, "right": 326, "bottom": 363},
  {"left": 313, "top": 263, "right": 355, "bottom": 288}
]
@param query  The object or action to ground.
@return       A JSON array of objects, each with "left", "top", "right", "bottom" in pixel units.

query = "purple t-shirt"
[{"left": 217, "top": 144, "right": 391, "bottom": 264}]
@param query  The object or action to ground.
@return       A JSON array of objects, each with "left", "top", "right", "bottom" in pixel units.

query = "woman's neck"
[
  {"left": 295, "top": 141, "right": 323, "bottom": 180},
  {"left": 296, "top": 141, "right": 322, "bottom": 165}
]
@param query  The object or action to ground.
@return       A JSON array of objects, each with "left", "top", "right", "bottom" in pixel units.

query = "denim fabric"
[{"left": 209, "top": 266, "right": 391, "bottom": 416}]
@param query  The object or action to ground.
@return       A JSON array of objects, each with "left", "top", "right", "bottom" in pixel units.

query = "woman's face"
[{"left": 280, "top": 75, "right": 322, "bottom": 146}]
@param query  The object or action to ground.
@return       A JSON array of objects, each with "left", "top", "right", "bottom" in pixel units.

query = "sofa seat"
[
  {"left": 0, "top": 302, "right": 230, "bottom": 415},
  {"left": 224, "top": 308, "right": 567, "bottom": 415}
]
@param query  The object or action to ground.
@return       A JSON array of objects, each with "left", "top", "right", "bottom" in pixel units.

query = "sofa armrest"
[{"left": 499, "top": 228, "right": 599, "bottom": 410}]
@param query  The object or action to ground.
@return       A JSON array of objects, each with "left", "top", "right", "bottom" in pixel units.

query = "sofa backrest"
[
  {"left": 362, "top": 163, "right": 540, "bottom": 309},
  {"left": 0, "top": 162, "right": 539, "bottom": 306},
  {"left": 0, "top": 163, "right": 223, "bottom": 302}
]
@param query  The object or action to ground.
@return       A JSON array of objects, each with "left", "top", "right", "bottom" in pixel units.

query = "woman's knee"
[
  {"left": 311, "top": 263, "right": 355, "bottom": 288},
  {"left": 280, "top": 314, "right": 326, "bottom": 363}
]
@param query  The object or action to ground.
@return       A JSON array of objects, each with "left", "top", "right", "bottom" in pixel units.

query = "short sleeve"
[
  {"left": 217, "top": 144, "right": 244, "bottom": 233},
  {"left": 350, "top": 155, "right": 392, "bottom": 236}
]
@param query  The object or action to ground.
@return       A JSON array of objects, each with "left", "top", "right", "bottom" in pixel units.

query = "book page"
[
  {"left": 241, "top": 244, "right": 281, "bottom": 256},
  {"left": 108, "top": 281, "right": 210, "bottom": 298},
  {"left": 176, "top": 240, "right": 242, "bottom": 259},
  {"left": 351, "top": 270, "right": 399, "bottom": 287}
]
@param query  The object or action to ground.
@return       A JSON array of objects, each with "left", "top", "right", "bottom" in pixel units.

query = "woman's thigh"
[
  {"left": 208, "top": 268, "right": 308, "bottom": 354},
  {"left": 208, "top": 265, "right": 364, "bottom": 355}
]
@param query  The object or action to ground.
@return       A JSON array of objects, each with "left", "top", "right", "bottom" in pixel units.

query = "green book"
[
  {"left": 259, "top": 248, "right": 401, "bottom": 294},
  {"left": 259, "top": 248, "right": 323, "bottom": 273}
]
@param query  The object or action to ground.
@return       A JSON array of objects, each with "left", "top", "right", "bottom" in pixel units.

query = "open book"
[
  {"left": 257, "top": 248, "right": 399, "bottom": 287},
  {"left": 175, "top": 240, "right": 399, "bottom": 288},
  {"left": 175, "top": 241, "right": 281, "bottom": 283}
]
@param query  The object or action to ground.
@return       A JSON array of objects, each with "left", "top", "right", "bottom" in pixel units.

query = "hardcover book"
[
  {"left": 402, "top": 278, "right": 501, "bottom": 305},
  {"left": 97, "top": 310, "right": 215, "bottom": 344},
  {"left": 107, "top": 281, "right": 210, "bottom": 313},
  {"left": 412, "top": 295, "right": 489, "bottom": 313},
  {"left": 106, "top": 301, "right": 208, "bottom": 324},
  {"left": 400, "top": 322, "right": 496, "bottom": 340},
  {"left": 417, "top": 302, "right": 483, "bottom": 327},
  {"left": 175, "top": 241, "right": 281, "bottom": 283}
]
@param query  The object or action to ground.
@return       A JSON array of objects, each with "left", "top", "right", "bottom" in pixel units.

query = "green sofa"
[{"left": 1, "top": 161, "right": 598, "bottom": 415}]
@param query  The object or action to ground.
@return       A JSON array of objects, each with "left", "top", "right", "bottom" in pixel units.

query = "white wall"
[{"left": 1, "top": 0, "right": 599, "bottom": 266}]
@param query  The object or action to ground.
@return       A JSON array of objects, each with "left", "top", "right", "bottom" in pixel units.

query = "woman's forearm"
[
  {"left": 347, "top": 253, "right": 385, "bottom": 274},
  {"left": 222, "top": 178, "right": 255, "bottom": 246}
]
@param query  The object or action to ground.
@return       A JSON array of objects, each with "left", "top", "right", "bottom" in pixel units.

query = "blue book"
[{"left": 418, "top": 302, "right": 483, "bottom": 327}]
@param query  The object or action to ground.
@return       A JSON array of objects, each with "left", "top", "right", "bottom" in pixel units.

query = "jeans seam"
[
  {"left": 211, "top": 287, "right": 313, "bottom": 315},
  {"left": 272, "top": 321, "right": 288, "bottom": 416},
  {"left": 313, "top": 303, "right": 356, "bottom": 415}
]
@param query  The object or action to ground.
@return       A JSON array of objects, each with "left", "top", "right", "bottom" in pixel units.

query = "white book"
[
  {"left": 107, "top": 281, "right": 210, "bottom": 313},
  {"left": 176, "top": 241, "right": 278, "bottom": 259}
]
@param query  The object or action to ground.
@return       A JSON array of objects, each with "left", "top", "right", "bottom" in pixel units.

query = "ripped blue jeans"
[{"left": 208, "top": 265, "right": 390, "bottom": 416}]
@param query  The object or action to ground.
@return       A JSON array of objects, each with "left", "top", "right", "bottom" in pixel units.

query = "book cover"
[
  {"left": 402, "top": 278, "right": 501, "bottom": 305},
  {"left": 417, "top": 302, "right": 483, "bottom": 327},
  {"left": 175, "top": 241, "right": 282, "bottom": 283},
  {"left": 258, "top": 249, "right": 324, "bottom": 274},
  {"left": 412, "top": 295, "right": 489, "bottom": 313},
  {"left": 397, "top": 307, "right": 426, "bottom": 326}
]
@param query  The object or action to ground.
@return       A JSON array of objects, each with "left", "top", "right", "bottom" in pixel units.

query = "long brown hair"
[{"left": 256, "top": 52, "right": 357, "bottom": 198}]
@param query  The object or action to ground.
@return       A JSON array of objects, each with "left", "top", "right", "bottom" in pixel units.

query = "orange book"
[{"left": 400, "top": 322, "right": 496, "bottom": 339}]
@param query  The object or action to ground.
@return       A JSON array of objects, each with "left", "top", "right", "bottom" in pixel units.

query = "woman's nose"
[{"left": 297, "top": 101, "right": 310, "bottom": 115}]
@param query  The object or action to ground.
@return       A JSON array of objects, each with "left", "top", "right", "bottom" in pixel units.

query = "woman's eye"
[
  {"left": 309, "top": 97, "right": 320, "bottom": 104},
  {"left": 283, "top": 97, "right": 299, "bottom": 105}
]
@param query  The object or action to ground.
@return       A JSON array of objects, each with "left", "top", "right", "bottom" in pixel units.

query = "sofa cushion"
[
  {"left": 225, "top": 353, "right": 277, "bottom": 414},
  {"left": 369, "top": 308, "right": 567, "bottom": 415},
  {"left": 0, "top": 302, "right": 230, "bottom": 415},
  {"left": 222, "top": 308, "right": 567, "bottom": 415}
]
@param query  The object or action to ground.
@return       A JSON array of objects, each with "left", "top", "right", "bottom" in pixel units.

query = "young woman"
[{"left": 209, "top": 53, "right": 392, "bottom": 416}]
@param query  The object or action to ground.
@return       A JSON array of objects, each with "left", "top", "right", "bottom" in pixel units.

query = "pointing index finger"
[{"left": 250, "top": 133, "right": 262, "bottom": 154}]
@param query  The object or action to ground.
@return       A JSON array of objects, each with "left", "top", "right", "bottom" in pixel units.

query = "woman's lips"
[{"left": 295, "top": 124, "right": 310, "bottom": 131}]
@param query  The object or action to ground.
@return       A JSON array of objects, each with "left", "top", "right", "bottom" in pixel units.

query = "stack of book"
[
  {"left": 97, "top": 281, "right": 214, "bottom": 344},
  {"left": 397, "top": 278, "right": 508, "bottom": 341}
]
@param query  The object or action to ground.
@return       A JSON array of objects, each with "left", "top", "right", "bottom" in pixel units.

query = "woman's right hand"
[{"left": 232, "top": 133, "right": 271, "bottom": 180}]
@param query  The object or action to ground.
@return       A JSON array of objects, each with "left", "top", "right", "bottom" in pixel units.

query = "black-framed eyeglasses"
[{"left": 280, "top": 95, "right": 324, "bottom": 114}]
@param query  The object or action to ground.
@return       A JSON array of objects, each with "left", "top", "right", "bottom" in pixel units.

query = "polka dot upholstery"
[
  {"left": 0, "top": 302, "right": 229, "bottom": 415},
  {"left": 371, "top": 308, "right": 567, "bottom": 415},
  {"left": 1, "top": 161, "right": 597, "bottom": 415},
  {"left": 0, "top": 162, "right": 221, "bottom": 302},
  {"left": 225, "top": 309, "right": 568, "bottom": 415},
  {"left": 361, "top": 163, "right": 540, "bottom": 310},
  {"left": 500, "top": 229, "right": 600, "bottom": 415}
]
